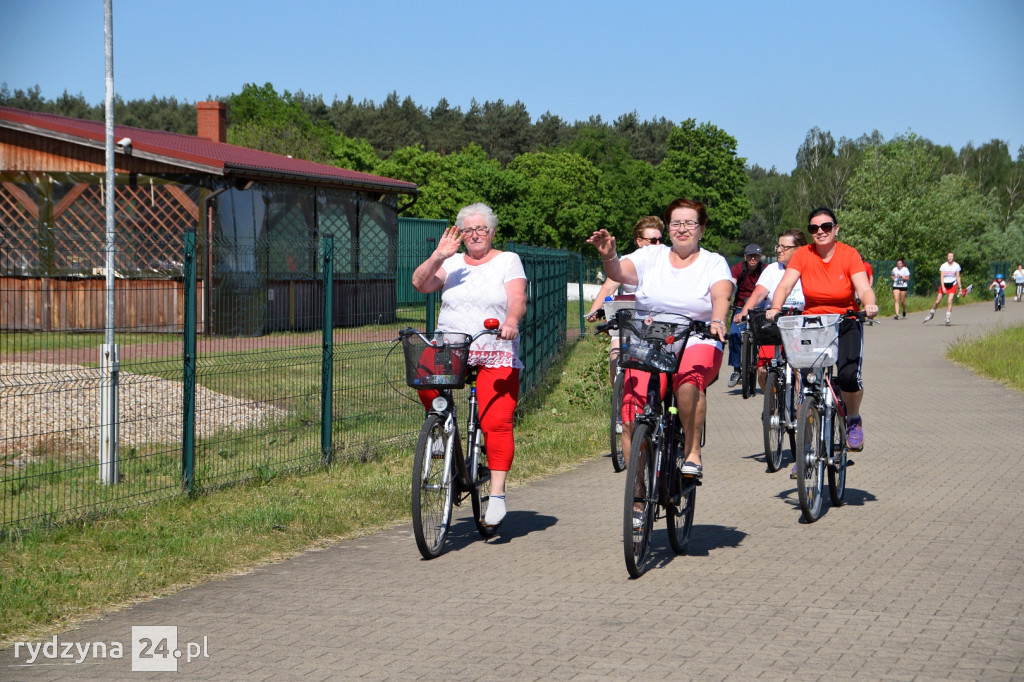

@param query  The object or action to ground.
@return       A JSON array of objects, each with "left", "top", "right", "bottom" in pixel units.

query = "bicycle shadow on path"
[
  {"left": 420, "top": 511, "right": 558, "bottom": 556},
  {"left": 773, "top": 486, "right": 879, "bottom": 523},
  {"left": 646, "top": 524, "right": 748, "bottom": 569}
]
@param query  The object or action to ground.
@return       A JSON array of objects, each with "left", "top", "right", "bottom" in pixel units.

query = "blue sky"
[{"left": 2, "top": 0, "right": 1022, "bottom": 172}]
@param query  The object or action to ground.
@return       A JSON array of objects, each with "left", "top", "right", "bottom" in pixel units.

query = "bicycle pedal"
[{"left": 846, "top": 459, "right": 855, "bottom": 467}]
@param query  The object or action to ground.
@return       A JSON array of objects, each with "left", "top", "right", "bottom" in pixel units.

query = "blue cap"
[{"left": 604, "top": 296, "right": 613, "bottom": 301}]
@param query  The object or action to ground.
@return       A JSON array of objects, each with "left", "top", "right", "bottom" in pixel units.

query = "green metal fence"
[{"left": 1, "top": 231, "right": 588, "bottom": 532}]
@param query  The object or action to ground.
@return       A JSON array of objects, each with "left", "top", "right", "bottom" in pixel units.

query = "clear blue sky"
[{"left": 2, "top": 0, "right": 1022, "bottom": 172}]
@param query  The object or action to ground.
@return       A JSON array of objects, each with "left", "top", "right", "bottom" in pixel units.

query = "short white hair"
[{"left": 455, "top": 202, "right": 498, "bottom": 231}]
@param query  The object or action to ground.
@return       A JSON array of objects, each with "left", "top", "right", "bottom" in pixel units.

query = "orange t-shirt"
[{"left": 788, "top": 242, "right": 866, "bottom": 314}]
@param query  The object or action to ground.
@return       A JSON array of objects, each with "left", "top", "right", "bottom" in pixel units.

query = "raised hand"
[
  {"left": 586, "top": 229, "right": 617, "bottom": 260},
  {"left": 434, "top": 225, "right": 464, "bottom": 260}
]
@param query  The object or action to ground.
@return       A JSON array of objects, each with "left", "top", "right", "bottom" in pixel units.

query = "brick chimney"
[{"left": 196, "top": 101, "right": 227, "bottom": 143}]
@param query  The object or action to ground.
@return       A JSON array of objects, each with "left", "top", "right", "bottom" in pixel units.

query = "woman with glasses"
[
  {"left": 411, "top": 202, "right": 527, "bottom": 527},
  {"left": 733, "top": 228, "right": 808, "bottom": 389},
  {"left": 587, "top": 198, "right": 732, "bottom": 479},
  {"left": 766, "top": 208, "right": 877, "bottom": 452},
  {"left": 586, "top": 216, "right": 665, "bottom": 384}
]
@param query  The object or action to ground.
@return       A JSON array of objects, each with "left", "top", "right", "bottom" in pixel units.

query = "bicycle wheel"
[
  {"left": 795, "top": 398, "right": 825, "bottom": 522},
  {"left": 469, "top": 428, "right": 498, "bottom": 539},
  {"left": 623, "top": 423, "right": 658, "bottom": 578},
  {"left": 666, "top": 448, "right": 696, "bottom": 554},
  {"left": 762, "top": 369, "right": 785, "bottom": 472},
  {"left": 827, "top": 409, "right": 848, "bottom": 507},
  {"left": 610, "top": 371, "right": 626, "bottom": 472},
  {"left": 740, "top": 330, "right": 756, "bottom": 399},
  {"left": 412, "top": 414, "right": 455, "bottom": 559}
]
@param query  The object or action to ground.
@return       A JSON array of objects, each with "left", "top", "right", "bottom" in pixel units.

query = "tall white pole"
[{"left": 99, "top": 0, "right": 120, "bottom": 485}]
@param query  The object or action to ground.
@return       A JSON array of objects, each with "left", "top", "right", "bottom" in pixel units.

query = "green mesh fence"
[{"left": 1, "top": 229, "right": 588, "bottom": 533}]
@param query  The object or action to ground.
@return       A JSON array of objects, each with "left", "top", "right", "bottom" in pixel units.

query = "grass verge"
[
  {"left": 946, "top": 324, "right": 1024, "bottom": 393},
  {"left": 0, "top": 332, "right": 610, "bottom": 646}
]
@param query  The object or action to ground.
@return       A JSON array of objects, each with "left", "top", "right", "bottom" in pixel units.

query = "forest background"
[{"left": 4, "top": 82, "right": 1023, "bottom": 292}]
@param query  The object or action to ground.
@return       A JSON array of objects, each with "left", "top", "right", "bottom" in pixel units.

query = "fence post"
[
  {"left": 182, "top": 230, "right": 197, "bottom": 493},
  {"left": 576, "top": 253, "right": 585, "bottom": 336},
  {"left": 321, "top": 236, "right": 334, "bottom": 465}
]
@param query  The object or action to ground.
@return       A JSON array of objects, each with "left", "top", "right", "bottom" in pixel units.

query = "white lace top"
[{"left": 435, "top": 251, "right": 527, "bottom": 370}]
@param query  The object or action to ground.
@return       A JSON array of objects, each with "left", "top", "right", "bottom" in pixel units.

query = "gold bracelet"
[{"left": 602, "top": 255, "right": 617, "bottom": 262}]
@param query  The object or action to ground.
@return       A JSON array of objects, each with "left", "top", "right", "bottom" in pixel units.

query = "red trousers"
[{"left": 418, "top": 366, "right": 520, "bottom": 471}]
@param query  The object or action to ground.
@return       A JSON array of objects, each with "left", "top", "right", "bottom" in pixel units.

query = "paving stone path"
[{"left": 4, "top": 301, "right": 1023, "bottom": 680}]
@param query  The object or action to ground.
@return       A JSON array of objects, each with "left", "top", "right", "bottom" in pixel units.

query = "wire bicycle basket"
[
  {"left": 616, "top": 309, "right": 693, "bottom": 373},
  {"left": 775, "top": 313, "right": 841, "bottom": 369},
  {"left": 400, "top": 331, "right": 473, "bottom": 389}
]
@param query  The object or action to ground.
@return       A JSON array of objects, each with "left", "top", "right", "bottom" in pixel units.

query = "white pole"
[{"left": 99, "top": 0, "right": 120, "bottom": 485}]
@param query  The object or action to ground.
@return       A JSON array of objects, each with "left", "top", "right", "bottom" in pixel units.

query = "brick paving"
[{"left": 3, "top": 301, "right": 1024, "bottom": 680}]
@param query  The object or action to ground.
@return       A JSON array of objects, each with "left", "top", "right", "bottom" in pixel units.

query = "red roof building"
[{"left": 0, "top": 103, "right": 418, "bottom": 334}]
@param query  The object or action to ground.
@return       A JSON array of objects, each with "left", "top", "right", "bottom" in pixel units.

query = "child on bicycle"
[{"left": 989, "top": 274, "right": 1007, "bottom": 308}]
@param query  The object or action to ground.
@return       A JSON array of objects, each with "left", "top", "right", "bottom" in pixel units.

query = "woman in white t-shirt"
[
  {"left": 733, "top": 228, "right": 807, "bottom": 389},
  {"left": 1012, "top": 264, "right": 1024, "bottom": 302},
  {"left": 412, "top": 203, "right": 527, "bottom": 527},
  {"left": 588, "top": 198, "right": 732, "bottom": 483},
  {"left": 924, "top": 252, "right": 962, "bottom": 325},
  {"left": 891, "top": 258, "right": 911, "bottom": 319}
]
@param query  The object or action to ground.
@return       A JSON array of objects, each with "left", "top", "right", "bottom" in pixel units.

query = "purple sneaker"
[{"left": 846, "top": 417, "right": 864, "bottom": 451}]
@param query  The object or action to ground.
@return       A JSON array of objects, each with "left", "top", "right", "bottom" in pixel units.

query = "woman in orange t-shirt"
[{"left": 766, "top": 207, "right": 877, "bottom": 452}]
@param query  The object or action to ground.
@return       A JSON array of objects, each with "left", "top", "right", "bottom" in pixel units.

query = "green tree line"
[{"left": 4, "top": 83, "right": 1022, "bottom": 285}]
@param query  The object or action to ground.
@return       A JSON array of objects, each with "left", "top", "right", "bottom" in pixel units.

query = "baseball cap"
[{"left": 744, "top": 243, "right": 762, "bottom": 257}]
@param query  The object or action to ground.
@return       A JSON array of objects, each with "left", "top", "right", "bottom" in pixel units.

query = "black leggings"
[{"left": 835, "top": 318, "right": 864, "bottom": 393}]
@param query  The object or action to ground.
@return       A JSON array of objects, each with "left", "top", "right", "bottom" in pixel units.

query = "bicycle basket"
[
  {"left": 748, "top": 309, "right": 782, "bottom": 346},
  {"left": 775, "top": 314, "right": 841, "bottom": 369},
  {"left": 401, "top": 331, "right": 472, "bottom": 389},
  {"left": 616, "top": 309, "right": 693, "bottom": 373}
]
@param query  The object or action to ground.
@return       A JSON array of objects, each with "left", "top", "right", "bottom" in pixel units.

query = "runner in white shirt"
[
  {"left": 924, "top": 252, "right": 962, "bottom": 326},
  {"left": 891, "top": 259, "right": 911, "bottom": 319},
  {"left": 733, "top": 228, "right": 806, "bottom": 390}
]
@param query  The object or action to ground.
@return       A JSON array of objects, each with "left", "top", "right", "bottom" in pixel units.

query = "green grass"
[
  {"left": 0, "top": 332, "right": 610, "bottom": 645},
  {"left": 946, "top": 324, "right": 1024, "bottom": 393}
]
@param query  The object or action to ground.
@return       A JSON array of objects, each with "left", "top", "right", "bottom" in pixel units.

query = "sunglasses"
[
  {"left": 808, "top": 221, "right": 836, "bottom": 235},
  {"left": 638, "top": 236, "right": 662, "bottom": 245}
]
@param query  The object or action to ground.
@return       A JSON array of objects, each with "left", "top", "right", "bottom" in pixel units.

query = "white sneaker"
[
  {"left": 923, "top": 310, "right": 935, "bottom": 323},
  {"left": 945, "top": 315, "right": 951, "bottom": 326},
  {"left": 483, "top": 495, "right": 506, "bottom": 526}
]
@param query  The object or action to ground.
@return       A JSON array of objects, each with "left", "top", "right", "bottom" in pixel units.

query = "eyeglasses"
[
  {"left": 668, "top": 220, "right": 700, "bottom": 230},
  {"left": 638, "top": 236, "right": 662, "bottom": 245},
  {"left": 460, "top": 226, "right": 491, "bottom": 236},
  {"left": 808, "top": 221, "right": 836, "bottom": 235},
  {"left": 776, "top": 244, "right": 797, "bottom": 251}
]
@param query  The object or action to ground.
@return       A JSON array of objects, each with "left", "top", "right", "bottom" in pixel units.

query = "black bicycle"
[
  {"left": 776, "top": 310, "right": 871, "bottom": 522},
  {"left": 606, "top": 308, "right": 709, "bottom": 577},
  {"left": 738, "top": 310, "right": 758, "bottom": 400},
  {"left": 395, "top": 320, "right": 501, "bottom": 559},
  {"left": 750, "top": 308, "right": 800, "bottom": 473}
]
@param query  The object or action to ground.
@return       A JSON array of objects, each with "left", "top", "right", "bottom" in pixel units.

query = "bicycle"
[
  {"left": 606, "top": 308, "right": 710, "bottom": 577},
  {"left": 395, "top": 319, "right": 501, "bottom": 559},
  {"left": 738, "top": 310, "right": 758, "bottom": 400},
  {"left": 595, "top": 297, "right": 637, "bottom": 473},
  {"left": 993, "top": 286, "right": 1005, "bottom": 311},
  {"left": 776, "top": 310, "right": 871, "bottom": 523},
  {"left": 750, "top": 308, "right": 800, "bottom": 473}
]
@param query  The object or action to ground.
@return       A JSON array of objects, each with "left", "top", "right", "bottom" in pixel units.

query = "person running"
[
  {"left": 891, "top": 258, "right": 910, "bottom": 319},
  {"left": 586, "top": 216, "right": 664, "bottom": 384},
  {"left": 727, "top": 243, "right": 766, "bottom": 387},
  {"left": 587, "top": 198, "right": 732, "bottom": 486},
  {"left": 1012, "top": 264, "right": 1024, "bottom": 302},
  {"left": 923, "top": 252, "right": 962, "bottom": 326},
  {"left": 766, "top": 207, "right": 877, "bottom": 452}
]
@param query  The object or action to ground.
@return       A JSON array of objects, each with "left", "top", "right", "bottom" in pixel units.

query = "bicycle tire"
[
  {"left": 469, "top": 428, "right": 498, "bottom": 539},
  {"left": 763, "top": 370, "right": 785, "bottom": 472},
  {"left": 795, "top": 398, "right": 825, "bottom": 522},
  {"left": 412, "top": 414, "right": 455, "bottom": 559},
  {"left": 610, "top": 371, "right": 626, "bottom": 472},
  {"left": 740, "top": 329, "right": 756, "bottom": 399},
  {"left": 666, "top": 447, "right": 696, "bottom": 554},
  {"left": 623, "top": 423, "right": 657, "bottom": 578},
  {"left": 827, "top": 410, "right": 847, "bottom": 507}
]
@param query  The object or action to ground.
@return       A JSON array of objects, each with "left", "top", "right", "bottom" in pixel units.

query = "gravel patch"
[{"left": 1, "top": 362, "right": 289, "bottom": 459}]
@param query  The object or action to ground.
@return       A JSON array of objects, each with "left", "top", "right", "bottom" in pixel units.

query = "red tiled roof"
[{"left": 0, "top": 105, "right": 417, "bottom": 194}]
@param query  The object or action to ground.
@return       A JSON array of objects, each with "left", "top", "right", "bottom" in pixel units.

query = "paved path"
[{"left": 5, "top": 301, "right": 1024, "bottom": 680}]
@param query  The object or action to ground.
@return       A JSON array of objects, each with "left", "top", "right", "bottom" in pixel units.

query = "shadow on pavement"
[{"left": 485, "top": 510, "right": 558, "bottom": 545}]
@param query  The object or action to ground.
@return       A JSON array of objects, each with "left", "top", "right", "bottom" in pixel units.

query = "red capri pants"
[
  {"left": 418, "top": 365, "right": 520, "bottom": 472},
  {"left": 621, "top": 342, "right": 723, "bottom": 422}
]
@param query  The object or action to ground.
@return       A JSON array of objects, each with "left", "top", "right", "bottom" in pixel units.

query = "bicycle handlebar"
[{"left": 393, "top": 322, "right": 501, "bottom": 346}]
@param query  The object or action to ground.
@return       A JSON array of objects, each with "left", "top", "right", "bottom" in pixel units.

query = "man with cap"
[{"left": 727, "top": 243, "right": 766, "bottom": 387}]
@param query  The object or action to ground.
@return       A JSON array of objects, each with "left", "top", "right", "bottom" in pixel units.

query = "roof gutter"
[{"left": 227, "top": 164, "right": 418, "bottom": 195}]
